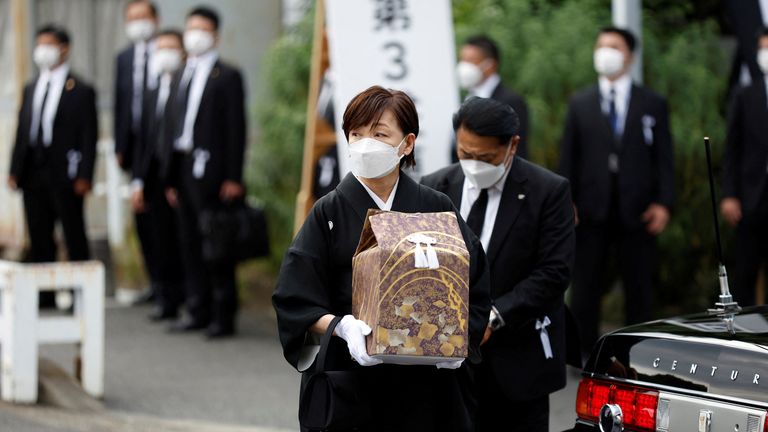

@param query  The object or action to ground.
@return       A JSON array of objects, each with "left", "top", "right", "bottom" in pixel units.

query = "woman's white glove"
[
  {"left": 335, "top": 315, "right": 383, "bottom": 367},
  {"left": 435, "top": 359, "right": 464, "bottom": 370}
]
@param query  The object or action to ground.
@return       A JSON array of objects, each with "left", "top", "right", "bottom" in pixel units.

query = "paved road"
[{"left": 1, "top": 302, "right": 581, "bottom": 431}]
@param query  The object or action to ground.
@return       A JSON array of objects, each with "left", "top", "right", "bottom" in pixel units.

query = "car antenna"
[{"left": 704, "top": 136, "right": 740, "bottom": 334}]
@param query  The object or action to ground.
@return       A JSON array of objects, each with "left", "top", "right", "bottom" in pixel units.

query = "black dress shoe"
[
  {"left": 168, "top": 318, "right": 209, "bottom": 333},
  {"left": 205, "top": 324, "right": 236, "bottom": 339},
  {"left": 148, "top": 308, "right": 178, "bottom": 322}
]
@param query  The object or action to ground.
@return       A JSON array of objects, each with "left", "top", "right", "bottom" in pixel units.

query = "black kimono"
[{"left": 273, "top": 172, "right": 491, "bottom": 431}]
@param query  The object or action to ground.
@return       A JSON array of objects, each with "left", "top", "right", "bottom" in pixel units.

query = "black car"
[{"left": 570, "top": 306, "right": 768, "bottom": 432}]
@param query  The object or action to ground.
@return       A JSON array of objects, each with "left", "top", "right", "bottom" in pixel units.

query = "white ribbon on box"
[
  {"left": 407, "top": 233, "right": 439, "bottom": 269},
  {"left": 536, "top": 316, "right": 553, "bottom": 359}
]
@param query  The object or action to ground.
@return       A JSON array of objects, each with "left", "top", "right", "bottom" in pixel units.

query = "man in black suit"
[
  {"left": 721, "top": 29, "right": 768, "bottom": 306},
  {"left": 165, "top": 7, "right": 246, "bottom": 338},
  {"left": 559, "top": 27, "right": 674, "bottom": 354},
  {"left": 8, "top": 25, "right": 97, "bottom": 264},
  {"left": 422, "top": 97, "right": 575, "bottom": 432},
  {"left": 131, "top": 29, "right": 186, "bottom": 321},
  {"left": 115, "top": 0, "right": 160, "bottom": 304},
  {"left": 115, "top": 0, "right": 158, "bottom": 170},
  {"left": 456, "top": 35, "right": 530, "bottom": 158}
]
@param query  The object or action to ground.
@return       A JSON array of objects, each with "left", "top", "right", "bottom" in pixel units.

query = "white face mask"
[
  {"left": 456, "top": 61, "right": 484, "bottom": 90},
  {"left": 33, "top": 45, "right": 61, "bottom": 70},
  {"left": 758, "top": 48, "right": 768, "bottom": 75},
  {"left": 459, "top": 146, "right": 510, "bottom": 189},
  {"left": 154, "top": 48, "right": 182, "bottom": 74},
  {"left": 184, "top": 29, "right": 215, "bottom": 56},
  {"left": 593, "top": 47, "right": 625, "bottom": 77},
  {"left": 125, "top": 19, "right": 156, "bottom": 42},
  {"left": 348, "top": 137, "right": 406, "bottom": 179}
]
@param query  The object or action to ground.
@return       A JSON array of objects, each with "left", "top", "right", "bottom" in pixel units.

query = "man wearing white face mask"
[
  {"left": 721, "top": 28, "right": 768, "bottom": 306},
  {"left": 559, "top": 27, "right": 674, "bottom": 355},
  {"left": 131, "top": 29, "right": 186, "bottom": 321},
  {"left": 8, "top": 25, "right": 97, "bottom": 280},
  {"left": 115, "top": 0, "right": 159, "bottom": 171},
  {"left": 422, "top": 97, "right": 575, "bottom": 432},
  {"left": 115, "top": 0, "right": 161, "bottom": 306},
  {"left": 455, "top": 35, "right": 529, "bottom": 159},
  {"left": 164, "top": 6, "right": 247, "bottom": 338}
]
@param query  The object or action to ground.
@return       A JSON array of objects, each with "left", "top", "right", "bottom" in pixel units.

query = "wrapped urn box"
[{"left": 352, "top": 210, "right": 470, "bottom": 365}]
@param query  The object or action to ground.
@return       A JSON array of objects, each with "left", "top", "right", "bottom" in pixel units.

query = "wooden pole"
[
  {"left": 293, "top": 0, "right": 328, "bottom": 235},
  {"left": 11, "top": 0, "right": 30, "bottom": 101}
]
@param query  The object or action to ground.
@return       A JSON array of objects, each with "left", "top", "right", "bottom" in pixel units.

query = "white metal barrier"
[{"left": 0, "top": 260, "right": 104, "bottom": 403}]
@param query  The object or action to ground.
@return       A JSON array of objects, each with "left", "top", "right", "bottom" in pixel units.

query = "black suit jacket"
[
  {"left": 114, "top": 45, "right": 141, "bottom": 171},
  {"left": 133, "top": 82, "right": 170, "bottom": 184},
  {"left": 10, "top": 73, "right": 98, "bottom": 189},
  {"left": 559, "top": 84, "right": 674, "bottom": 228},
  {"left": 164, "top": 60, "right": 246, "bottom": 206},
  {"left": 491, "top": 82, "right": 530, "bottom": 159},
  {"left": 421, "top": 158, "right": 575, "bottom": 400},
  {"left": 723, "top": 80, "right": 768, "bottom": 216}
]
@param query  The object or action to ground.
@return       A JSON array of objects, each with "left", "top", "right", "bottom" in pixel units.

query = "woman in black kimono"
[{"left": 273, "top": 86, "right": 491, "bottom": 431}]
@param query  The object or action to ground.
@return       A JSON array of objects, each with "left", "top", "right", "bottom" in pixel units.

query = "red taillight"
[
  {"left": 575, "top": 377, "right": 659, "bottom": 431},
  {"left": 764, "top": 411, "right": 768, "bottom": 432}
]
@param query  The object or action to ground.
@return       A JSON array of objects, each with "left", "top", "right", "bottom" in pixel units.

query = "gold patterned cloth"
[{"left": 352, "top": 210, "right": 470, "bottom": 365}]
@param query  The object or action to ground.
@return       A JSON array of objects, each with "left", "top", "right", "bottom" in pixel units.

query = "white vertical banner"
[{"left": 325, "top": 0, "right": 459, "bottom": 178}]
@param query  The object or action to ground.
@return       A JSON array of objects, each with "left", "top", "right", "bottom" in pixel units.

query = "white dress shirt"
[
  {"left": 357, "top": 175, "right": 399, "bottom": 211},
  {"left": 156, "top": 73, "right": 172, "bottom": 116},
  {"left": 174, "top": 50, "right": 219, "bottom": 152},
  {"left": 598, "top": 73, "right": 632, "bottom": 136},
  {"left": 30, "top": 63, "right": 69, "bottom": 147},
  {"left": 469, "top": 73, "right": 501, "bottom": 99},
  {"left": 459, "top": 162, "right": 512, "bottom": 251}
]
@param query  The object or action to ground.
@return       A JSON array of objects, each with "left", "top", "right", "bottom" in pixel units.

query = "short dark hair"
[
  {"left": 463, "top": 35, "right": 500, "bottom": 62},
  {"left": 125, "top": 0, "right": 158, "bottom": 17},
  {"left": 188, "top": 6, "right": 220, "bottom": 31},
  {"left": 36, "top": 24, "right": 70, "bottom": 45},
  {"left": 156, "top": 28, "right": 183, "bottom": 45},
  {"left": 342, "top": 86, "right": 419, "bottom": 169},
  {"left": 453, "top": 97, "right": 519, "bottom": 146},
  {"left": 599, "top": 26, "right": 637, "bottom": 52}
]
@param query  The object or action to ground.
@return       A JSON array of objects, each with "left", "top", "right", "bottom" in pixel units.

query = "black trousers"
[
  {"left": 175, "top": 173, "right": 238, "bottom": 329},
  {"left": 474, "top": 358, "right": 550, "bottom": 432},
  {"left": 142, "top": 159, "right": 185, "bottom": 313},
  {"left": 135, "top": 205, "right": 159, "bottom": 287},
  {"left": 731, "top": 186, "right": 768, "bottom": 306},
  {"left": 570, "top": 217, "right": 656, "bottom": 353},
  {"left": 22, "top": 162, "right": 90, "bottom": 262}
]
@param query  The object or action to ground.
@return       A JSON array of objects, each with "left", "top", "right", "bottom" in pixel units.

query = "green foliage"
[
  {"left": 247, "top": 9, "right": 315, "bottom": 268},
  {"left": 253, "top": 0, "right": 730, "bottom": 314}
]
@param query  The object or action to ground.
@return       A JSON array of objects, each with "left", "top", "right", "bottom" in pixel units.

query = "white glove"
[
  {"left": 435, "top": 359, "right": 464, "bottom": 370},
  {"left": 335, "top": 315, "right": 383, "bottom": 367}
]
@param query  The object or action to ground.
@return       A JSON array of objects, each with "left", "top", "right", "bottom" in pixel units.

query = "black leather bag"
[
  {"left": 299, "top": 316, "right": 369, "bottom": 431},
  {"left": 199, "top": 200, "right": 270, "bottom": 263}
]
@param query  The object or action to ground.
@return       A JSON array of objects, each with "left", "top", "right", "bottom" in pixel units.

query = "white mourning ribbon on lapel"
[
  {"left": 407, "top": 233, "right": 439, "bottom": 269},
  {"left": 192, "top": 148, "right": 210, "bottom": 179},
  {"left": 535, "top": 316, "right": 554, "bottom": 359},
  {"left": 641, "top": 115, "right": 655, "bottom": 146},
  {"left": 66, "top": 150, "right": 82, "bottom": 180}
]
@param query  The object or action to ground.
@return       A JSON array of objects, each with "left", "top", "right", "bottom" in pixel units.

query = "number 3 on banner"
[{"left": 383, "top": 42, "right": 407, "bottom": 80}]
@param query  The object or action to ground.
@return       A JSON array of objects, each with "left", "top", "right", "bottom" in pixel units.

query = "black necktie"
[
  {"left": 173, "top": 64, "right": 195, "bottom": 141},
  {"left": 466, "top": 188, "right": 489, "bottom": 238},
  {"left": 608, "top": 87, "right": 618, "bottom": 136},
  {"left": 34, "top": 80, "right": 51, "bottom": 147}
]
